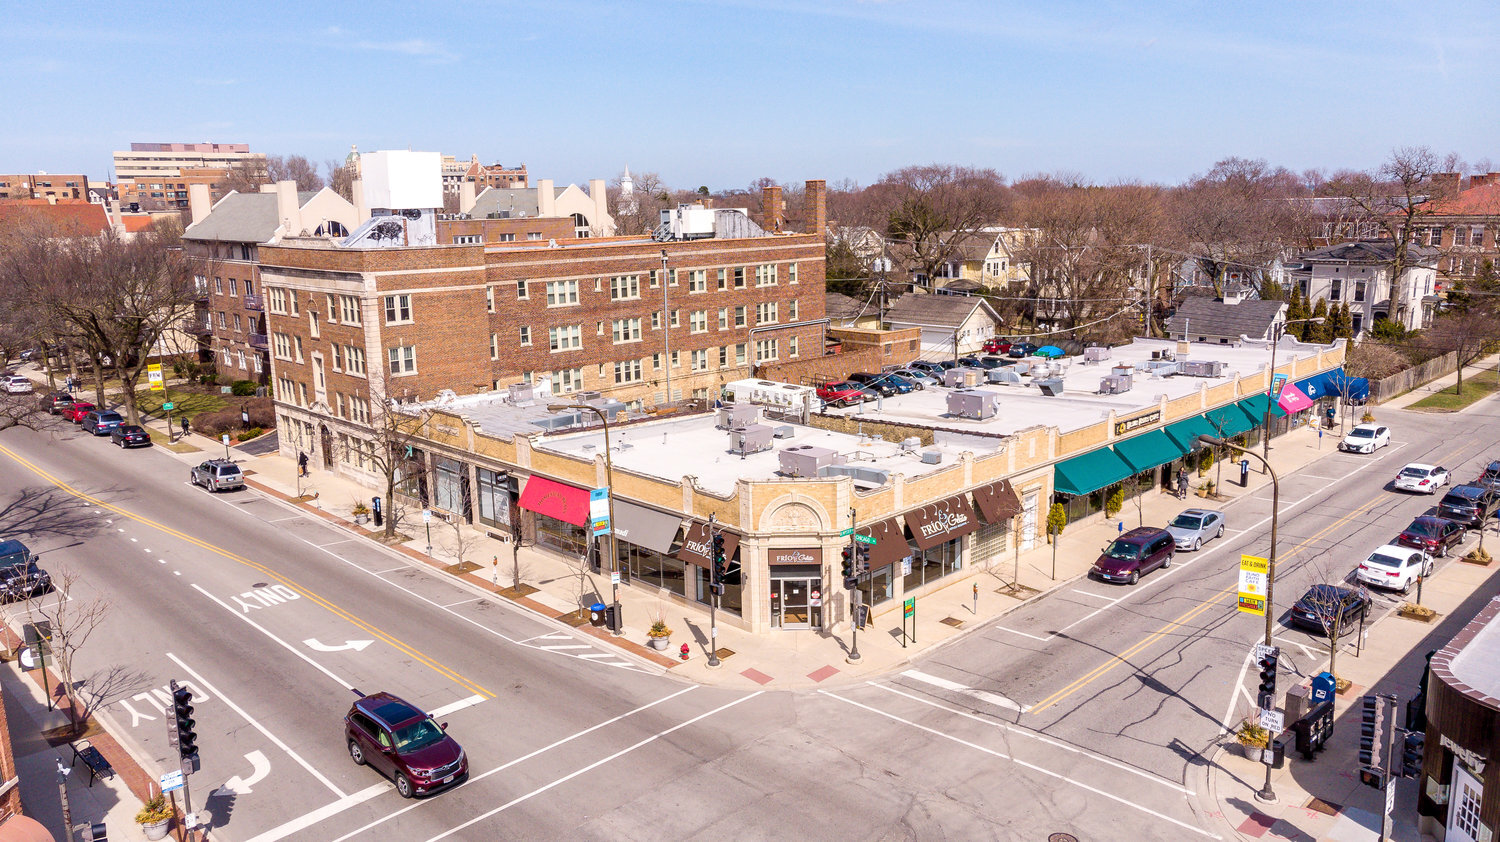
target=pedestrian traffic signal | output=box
[1401,731,1425,779]
[1359,695,1385,772]
[1359,766,1386,789]
[1257,648,1279,710]
[172,681,197,761]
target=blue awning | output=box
[1296,368,1347,401]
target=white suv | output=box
[5,376,33,395]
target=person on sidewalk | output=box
[180,416,190,440]
[1176,468,1189,500]
[298,451,309,477]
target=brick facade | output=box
[186,241,268,383]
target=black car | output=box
[0,539,51,603]
[110,424,152,448]
[1477,461,1500,495]
[846,372,901,397]
[1288,584,1371,636]
[1437,484,1496,529]
[958,356,1006,370]
[1007,342,1040,358]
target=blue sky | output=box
[5,1,1496,190]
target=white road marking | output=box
[426,694,485,719]
[302,638,374,653]
[992,625,1051,642]
[192,584,355,691]
[318,539,354,547]
[575,653,618,661]
[130,537,137,542]
[212,749,272,796]
[242,783,390,842]
[539,644,593,651]
[372,566,408,575]
[1069,589,1116,601]
[267,516,301,523]
[535,633,573,640]
[423,692,764,841]
[901,669,1028,713]
[441,597,482,608]
[823,691,1216,838]
[326,686,701,842]
[166,652,346,798]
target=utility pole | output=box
[56,758,72,842]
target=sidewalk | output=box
[134,405,1348,691]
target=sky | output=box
[5,0,1497,192]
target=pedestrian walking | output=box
[298,451,309,477]
[180,416,190,439]
[1175,468,1189,500]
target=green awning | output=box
[1204,404,1256,437]
[1237,394,1287,422]
[1113,430,1186,473]
[1053,447,1136,497]
[1164,416,1217,452]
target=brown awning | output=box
[973,479,1022,524]
[676,521,741,569]
[864,518,910,568]
[767,547,823,566]
[905,494,980,550]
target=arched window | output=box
[571,213,590,238]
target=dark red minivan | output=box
[1091,527,1175,585]
[345,692,467,798]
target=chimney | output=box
[459,180,477,215]
[538,179,555,217]
[259,183,277,193]
[1469,173,1498,190]
[764,185,784,233]
[352,179,369,224]
[589,178,607,234]
[275,180,301,236]
[1431,172,1461,193]
[188,183,212,224]
[803,179,827,236]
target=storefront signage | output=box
[809,589,822,607]
[1238,555,1269,615]
[1440,735,1487,774]
[1270,373,1287,400]
[905,495,979,550]
[1114,409,1161,437]
[972,480,1023,524]
[676,521,741,569]
[147,363,164,392]
[903,597,915,618]
[767,547,822,566]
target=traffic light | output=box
[855,544,871,575]
[840,546,857,590]
[1359,766,1387,789]
[172,681,198,761]
[710,532,727,596]
[1256,648,1279,710]
[1401,731,1425,779]
[1359,694,1385,774]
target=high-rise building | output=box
[113,142,265,212]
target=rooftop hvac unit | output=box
[988,368,1024,386]
[819,464,891,487]
[730,424,775,455]
[942,368,982,388]
[1036,378,1065,396]
[508,382,537,406]
[921,451,943,465]
[1110,363,1135,379]
[946,389,999,420]
[778,445,843,477]
[575,390,603,402]
[1140,359,1179,376]
[1099,374,1132,395]
[718,403,758,428]
[1180,360,1226,377]
[1084,346,1112,362]
[901,436,923,450]
[773,425,795,439]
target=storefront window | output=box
[536,513,587,557]
[395,448,428,505]
[619,543,688,597]
[859,564,894,605]
[693,563,742,616]
[433,457,467,516]
[476,468,511,529]
[902,538,961,592]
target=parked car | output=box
[346,691,468,798]
[1396,516,1465,556]
[982,338,1012,355]
[190,459,245,492]
[890,368,937,388]
[109,424,152,448]
[1356,544,1433,594]
[816,381,868,407]
[1007,342,1040,358]
[847,372,909,396]
[5,376,33,395]
[1165,508,1225,551]
[906,360,946,377]
[1437,484,1496,529]
[1475,460,1500,495]
[0,539,51,603]
[1288,584,1371,636]
[80,410,124,435]
[1339,423,1390,453]
[61,402,96,423]
[1090,527,1175,585]
[1393,463,1450,494]
[958,356,1006,370]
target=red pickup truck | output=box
[817,381,867,407]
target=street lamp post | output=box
[1260,317,1324,463]
[550,403,622,635]
[1201,433,1279,803]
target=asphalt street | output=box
[2,401,1497,840]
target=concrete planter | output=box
[140,818,172,840]
[647,636,671,651]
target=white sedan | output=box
[4,376,33,395]
[1340,423,1391,454]
[1394,463,1450,494]
[1356,544,1432,594]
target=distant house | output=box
[829,226,893,274]
[825,292,881,329]
[1285,241,1437,336]
[1165,293,1287,345]
[884,294,1003,355]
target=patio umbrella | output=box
[1036,345,1065,358]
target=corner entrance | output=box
[770,565,823,630]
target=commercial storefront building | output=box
[1418,595,1500,842]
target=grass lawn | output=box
[1411,367,1500,411]
[133,387,229,421]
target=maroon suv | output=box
[345,692,467,798]
[1091,527,1175,585]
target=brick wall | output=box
[438,216,572,245]
[756,346,885,387]
[804,412,936,446]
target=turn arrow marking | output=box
[302,638,375,653]
[213,750,271,796]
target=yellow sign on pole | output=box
[1238,554,1269,615]
[146,363,165,392]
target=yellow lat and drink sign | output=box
[146,363,165,392]
[1238,554,1268,615]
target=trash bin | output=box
[588,602,607,627]
[606,603,622,633]
[1266,733,1288,769]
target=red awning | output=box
[518,476,590,527]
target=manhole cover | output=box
[1048,834,1079,842]
[940,616,965,627]
[251,582,269,589]
[713,647,736,660]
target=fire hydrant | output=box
[679,643,691,661]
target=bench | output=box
[70,739,114,787]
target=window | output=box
[733,267,745,288]
[691,349,708,371]
[308,310,319,338]
[670,310,680,328]
[614,359,643,384]
[388,344,417,375]
[485,286,495,312]
[340,295,361,324]
[612,318,642,343]
[671,350,680,368]
[688,269,707,293]
[1427,227,1443,247]
[331,344,342,371]
[228,278,237,297]
[689,311,708,333]
[668,268,678,287]
[267,287,286,314]
[610,275,640,301]
[718,308,729,330]
[788,263,799,285]
[788,336,800,357]
[550,368,584,394]
[237,350,246,369]
[652,352,662,370]
[755,338,778,362]
[218,311,226,329]
[527,231,543,240]
[516,279,528,299]
[719,345,729,368]
[1472,226,1486,247]
[345,346,366,375]
[499,233,516,243]
[756,302,778,324]
[788,299,799,320]
[490,333,499,360]
[349,395,369,423]
[1329,279,1342,301]
[519,326,532,346]
[548,325,583,352]
[326,294,337,322]
[1354,281,1366,302]
[293,336,304,363]
[734,306,747,327]
[545,280,578,307]
[651,312,661,330]
[245,279,254,296]
[384,294,412,323]
[755,264,778,286]
[214,277,223,294]
[597,321,605,335]
[717,268,727,290]
[234,313,242,332]
[288,291,298,316]
[273,333,292,360]
[1454,227,1468,247]
[453,234,481,244]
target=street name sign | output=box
[159,769,185,793]
[854,534,876,545]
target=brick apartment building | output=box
[0,173,90,201]
[1414,172,1500,283]
[257,171,829,478]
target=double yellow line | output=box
[1027,491,1388,714]
[0,443,491,699]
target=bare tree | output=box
[866,164,1010,286]
[24,568,111,733]
[325,159,355,202]
[1168,157,1306,295]
[1325,146,1463,289]
[1296,555,1370,686]
[266,154,325,191]
[219,157,270,195]
[1422,308,1500,395]
[608,169,673,236]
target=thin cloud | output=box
[354,38,460,63]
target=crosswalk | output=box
[519,632,647,671]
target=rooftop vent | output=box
[819,464,891,487]
[921,451,942,465]
[1036,378,1065,396]
[778,445,843,478]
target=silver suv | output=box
[190,459,245,492]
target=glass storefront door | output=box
[772,578,823,630]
